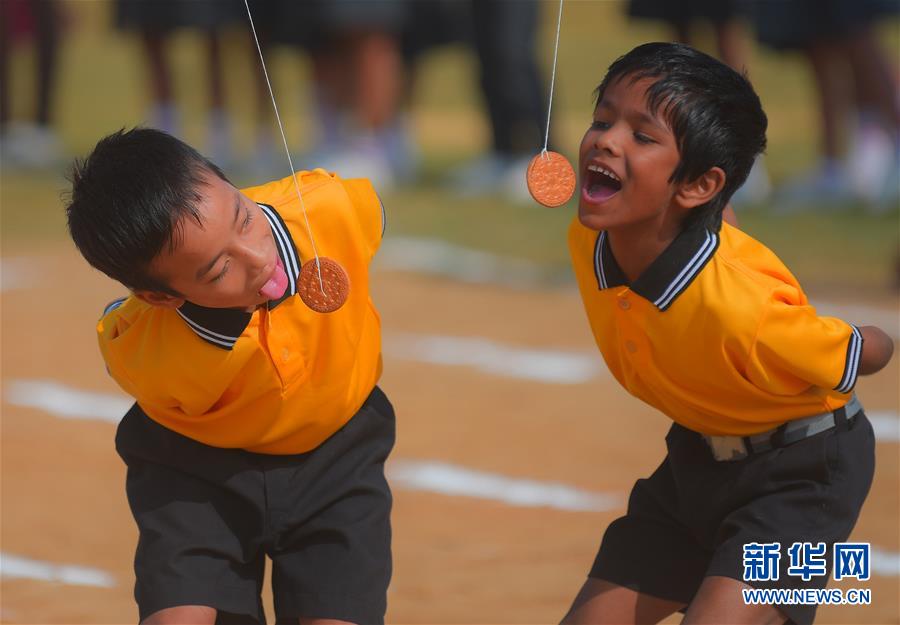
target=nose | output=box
[594,124,622,157]
[235,240,269,273]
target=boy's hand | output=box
[858,325,895,375]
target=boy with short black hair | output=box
[563,42,893,625]
[67,127,393,625]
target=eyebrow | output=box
[195,193,242,280]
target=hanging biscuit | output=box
[297,257,350,313]
[526,151,576,207]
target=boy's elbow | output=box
[858,325,895,375]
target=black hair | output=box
[65,128,229,293]
[594,42,768,229]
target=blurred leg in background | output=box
[844,24,900,210]
[0,0,64,169]
[271,0,412,190]
[446,0,548,204]
[628,0,770,206]
[753,0,899,211]
[117,0,245,168]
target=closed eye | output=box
[634,132,654,144]
[242,206,253,230]
[210,260,230,283]
[592,120,611,131]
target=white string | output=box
[542,0,564,159]
[243,0,324,292]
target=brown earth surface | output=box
[1,248,898,624]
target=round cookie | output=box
[297,257,350,313]
[526,151,576,207]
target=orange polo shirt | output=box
[569,218,862,436]
[97,169,385,454]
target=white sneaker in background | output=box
[774,159,857,212]
[445,152,548,205]
[870,150,899,214]
[146,103,180,136]
[848,120,896,207]
[1,122,64,168]
[444,152,516,198]
[501,154,539,205]
[732,156,771,207]
[313,136,396,192]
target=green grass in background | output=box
[2,0,898,296]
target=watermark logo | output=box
[787,542,828,582]
[741,542,872,606]
[834,543,870,581]
[743,542,781,582]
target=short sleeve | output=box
[747,284,863,395]
[100,296,128,319]
[342,178,385,260]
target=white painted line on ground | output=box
[868,412,900,443]
[388,459,622,512]
[872,547,900,577]
[6,378,900,445]
[377,236,900,340]
[4,379,131,422]
[384,332,606,384]
[2,380,898,575]
[0,552,116,587]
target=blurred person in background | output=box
[0,0,64,168]
[627,0,771,205]
[444,0,550,204]
[271,0,546,200]
[267,0,413,191]
[116,0,274,170]
[751,0,900,212]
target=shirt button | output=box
[625,340,637,354]
[618,298,631,310]
[281,348,291,363]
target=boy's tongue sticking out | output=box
[259,256,289,300]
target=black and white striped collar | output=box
[176,202,302,350]
[593,221,720,311]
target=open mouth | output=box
[583,163,622,202]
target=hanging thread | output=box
[243,0,325,293]
[542,0,564,159]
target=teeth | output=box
[587,164,620,182]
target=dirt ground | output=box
[1,247,898,624]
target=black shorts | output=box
[590,410,875,625]
[115,387,396,625]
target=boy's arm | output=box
[857,325,895,375]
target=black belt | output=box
[703,396,862,462]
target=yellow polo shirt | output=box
[569,218,862,436]
[97,169,385,454]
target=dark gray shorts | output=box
[116,387,395,624]
[590,409,875,625]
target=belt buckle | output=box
[705,434,749,461]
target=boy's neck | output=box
[606,217,684,284]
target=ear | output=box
[134,290,185,309]
[674,166,726,209]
